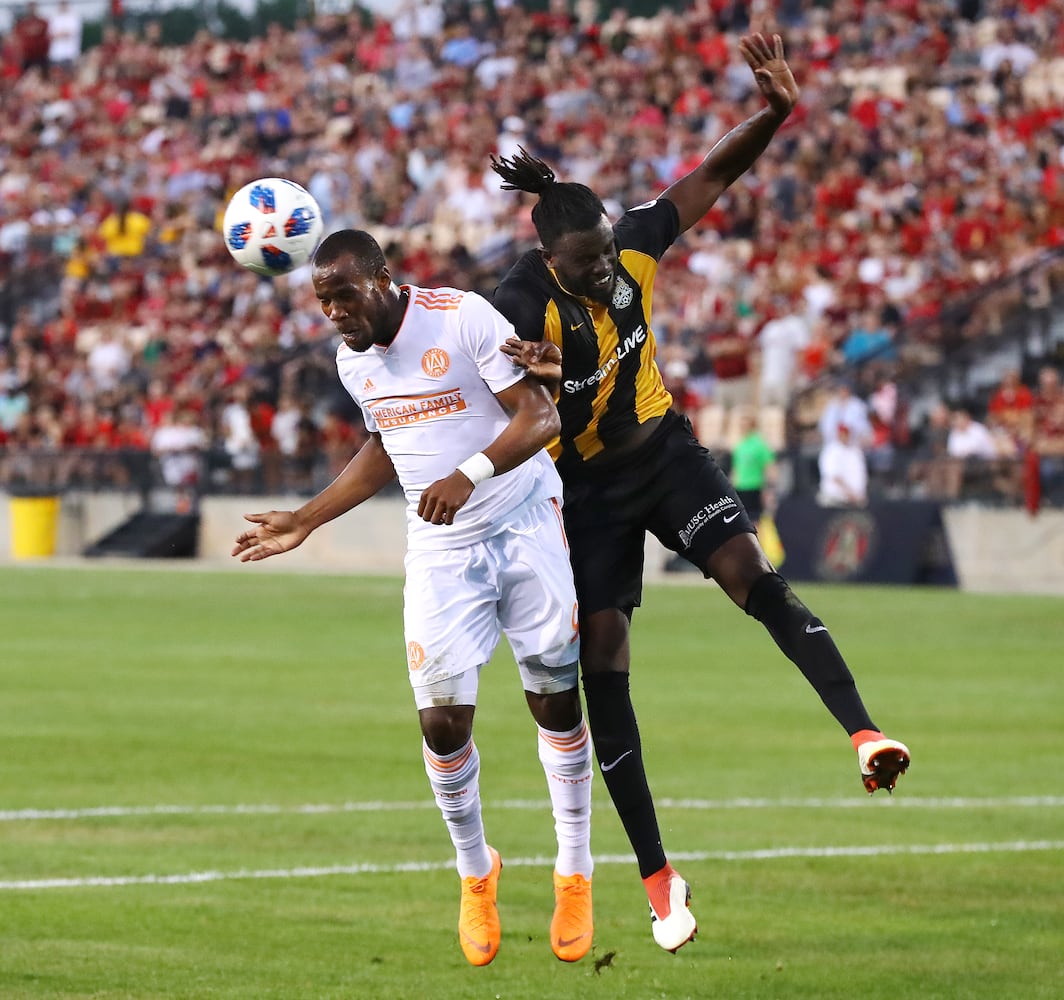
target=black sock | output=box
[582,672,667,879]
[745,572,877,735]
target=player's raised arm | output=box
[232,433,396,561]
[661,32,799,235]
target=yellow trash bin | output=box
[9,496,61,559]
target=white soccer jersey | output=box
[336,284,563,550]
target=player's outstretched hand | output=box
[857,737,911,794]
[501,337,562,384]
[232,510,310,562]
[738,32,799,119]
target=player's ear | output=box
[538,246,554,268]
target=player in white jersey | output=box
[231,229,593,967]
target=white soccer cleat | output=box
[649,874,697,953]
[857,737,911,794]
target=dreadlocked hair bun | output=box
[490,145,607,247]
[490,147,556,194]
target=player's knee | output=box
[579,608,631,673]
[418,705,474,756]
[744,571,815,626]
[526,684,582,732]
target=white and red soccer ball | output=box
[222,178,324,277]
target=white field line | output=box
[1,841,1062,891]
[2,795,1063,823]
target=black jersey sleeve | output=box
[613,197,681,261]
[491,254,551,342]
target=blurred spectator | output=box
[940,407,998,500]
[839,308,897,369]
[817,423,868,507]
[270,391,318,491]
[220,383,261,492]
[729,407,776,522]
[151,409,207,489]
[0,380,31,434]
[980,21,1038,78]
[817,380,872,448]
[13,2,50,75]
[97,196,153,260]
[47,0,82,69]
[1032,367,1064,503]
[755,295,808,408]
[1033,396,1064,501]
[1032,365,1063,426]
[986,368,1035,444]
[909,402,956,500]
[85,325,131,394]
[705,309,755,411]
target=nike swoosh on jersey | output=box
[723,511,740,523]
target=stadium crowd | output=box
[1,0,1063,504]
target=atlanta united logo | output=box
[421,348,450,378]
[407,641,426,670]
[815,511,878,581]
[612,276,634,310]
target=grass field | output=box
[0,564,1061,1000]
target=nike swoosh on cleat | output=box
[601,750,633,772]
[805,624,827,634]
[723,511,740,523]
[557,932,591,949]
[460,932,491,954]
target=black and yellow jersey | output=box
[493,198,680,471]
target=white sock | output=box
[538,720,593,878]
[423,738,492,878]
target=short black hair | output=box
[312,229,386,276]
[490,147,606,249]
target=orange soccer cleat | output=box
[550,871,594,962]
[458,847,502,966]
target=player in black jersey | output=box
[491,33,910,953]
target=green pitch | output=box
[0,565,1061,999]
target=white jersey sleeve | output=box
[452,290,528,396]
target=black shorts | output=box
[561,409,754,614]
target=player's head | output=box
[312,229,405,352]
[491,148,618,306]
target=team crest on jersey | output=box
[421,348,450,377]
[612,276,634,310]
[407,641,426,670]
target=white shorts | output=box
[403,497,580,710]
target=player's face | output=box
[313,256,395,352]
[543,216,619,306]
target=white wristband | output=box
[457,452,495,486]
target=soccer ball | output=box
[222,178,324,277]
